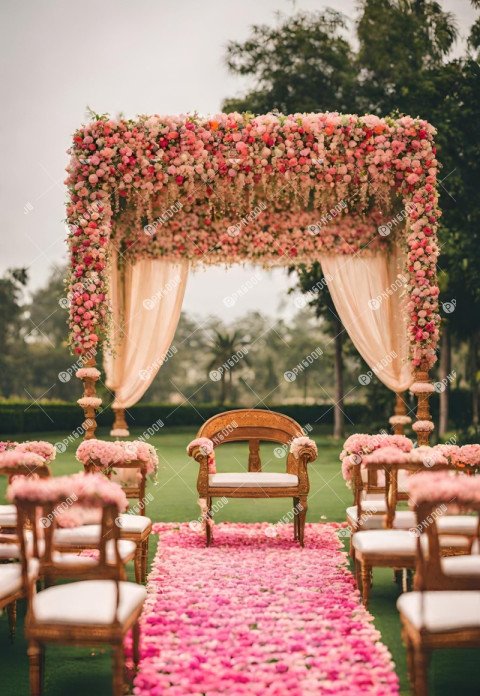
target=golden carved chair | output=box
[0,531,25,641]
[187,409,317,546]
[12,474,146,696]
[0,462,51,535]
[397,476,480,696]
[352,456,474,607]
[83,458,152,583]
[0,461,51,639]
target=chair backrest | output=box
[85,459,148,515]
[353,457,452,530]
[11,474,127,623]
[197,409,305,472]
[0,462,51,482]
[414,497,480,591]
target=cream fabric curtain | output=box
[104,251,189,408]
[320,244,412,392]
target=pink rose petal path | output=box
[133,522,399,696]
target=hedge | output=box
[0,390,473,435]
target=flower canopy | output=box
[66,111,440,368]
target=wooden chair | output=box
[347,459,416,535]
[0,460,51,638]
[83,457,152,583]
[0,532,26,641]
[187,409,317,546]
[0,461,51,536]
[11,473,146,696]
[397,474,480,696]
[352,455,474,607]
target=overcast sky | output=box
[0,0,476,322]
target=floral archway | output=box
[65,112,440,442]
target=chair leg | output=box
[413,647,430,696]
[293,497,299,540]
[403,632,415,691]
[112,644,125,696]
[134,544,142,584]
[205,497,213,547]
[141,536,149,583]
[355,559,362,592]
[298,496,308,547]
[361,562,371,608]
[7,600,17,642]
[28,641,43,696]
[132,621,141,668]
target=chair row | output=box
[0,438,158,696]
[341,435,480,695]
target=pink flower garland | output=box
[16,441,56,463]
[408,471,480,505]
[77,396,102,409]
[7,472,128,511]
[76,439,158,475]
[187,437,216,473]
[290,436,318,459]
[130,522,399,695]
[340,433,414,482]
[362,447,411,466]
[0,451,46,469]
[66,112,440,368]
[0,441,18,453]
[0,440,56,463]
[75,367,101,380]
[450,444,480,469]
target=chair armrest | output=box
[186,438,216,473]
[290,437,317,463]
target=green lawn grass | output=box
[0,426,479,695]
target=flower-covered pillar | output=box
[389,392,412,435]
[410,373,435,445]
[402,122,440,445]
[75,360,101,440]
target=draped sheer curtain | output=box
[104,250,189,409]
[319,244,412,393]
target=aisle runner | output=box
[133,523,399,696]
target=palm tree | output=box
[207,328,250,405]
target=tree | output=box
[356,0,457,114]
[223,10,358,114]
[206,328,250,405]
[0,268,28,397]
[28,265,69,346]
[289,265,347,438]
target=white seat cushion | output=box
[0,504,17,527]
[0,543,21,560]
[393,511,417,530]
[397,591,480,632]
[208,472,298,488]
[54,525,102,546]
[347,508,416,531]
[33,580,146,625]
[437,515,479,536]
[53,539,136,565]
[0,563,23,599]
[0,560,39,599]
[116,514,151,533]
[352,530,416,555]
[441,555,480,577]
[361,470,409,492]
[346,506,385,530]
[361,494,387,511]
